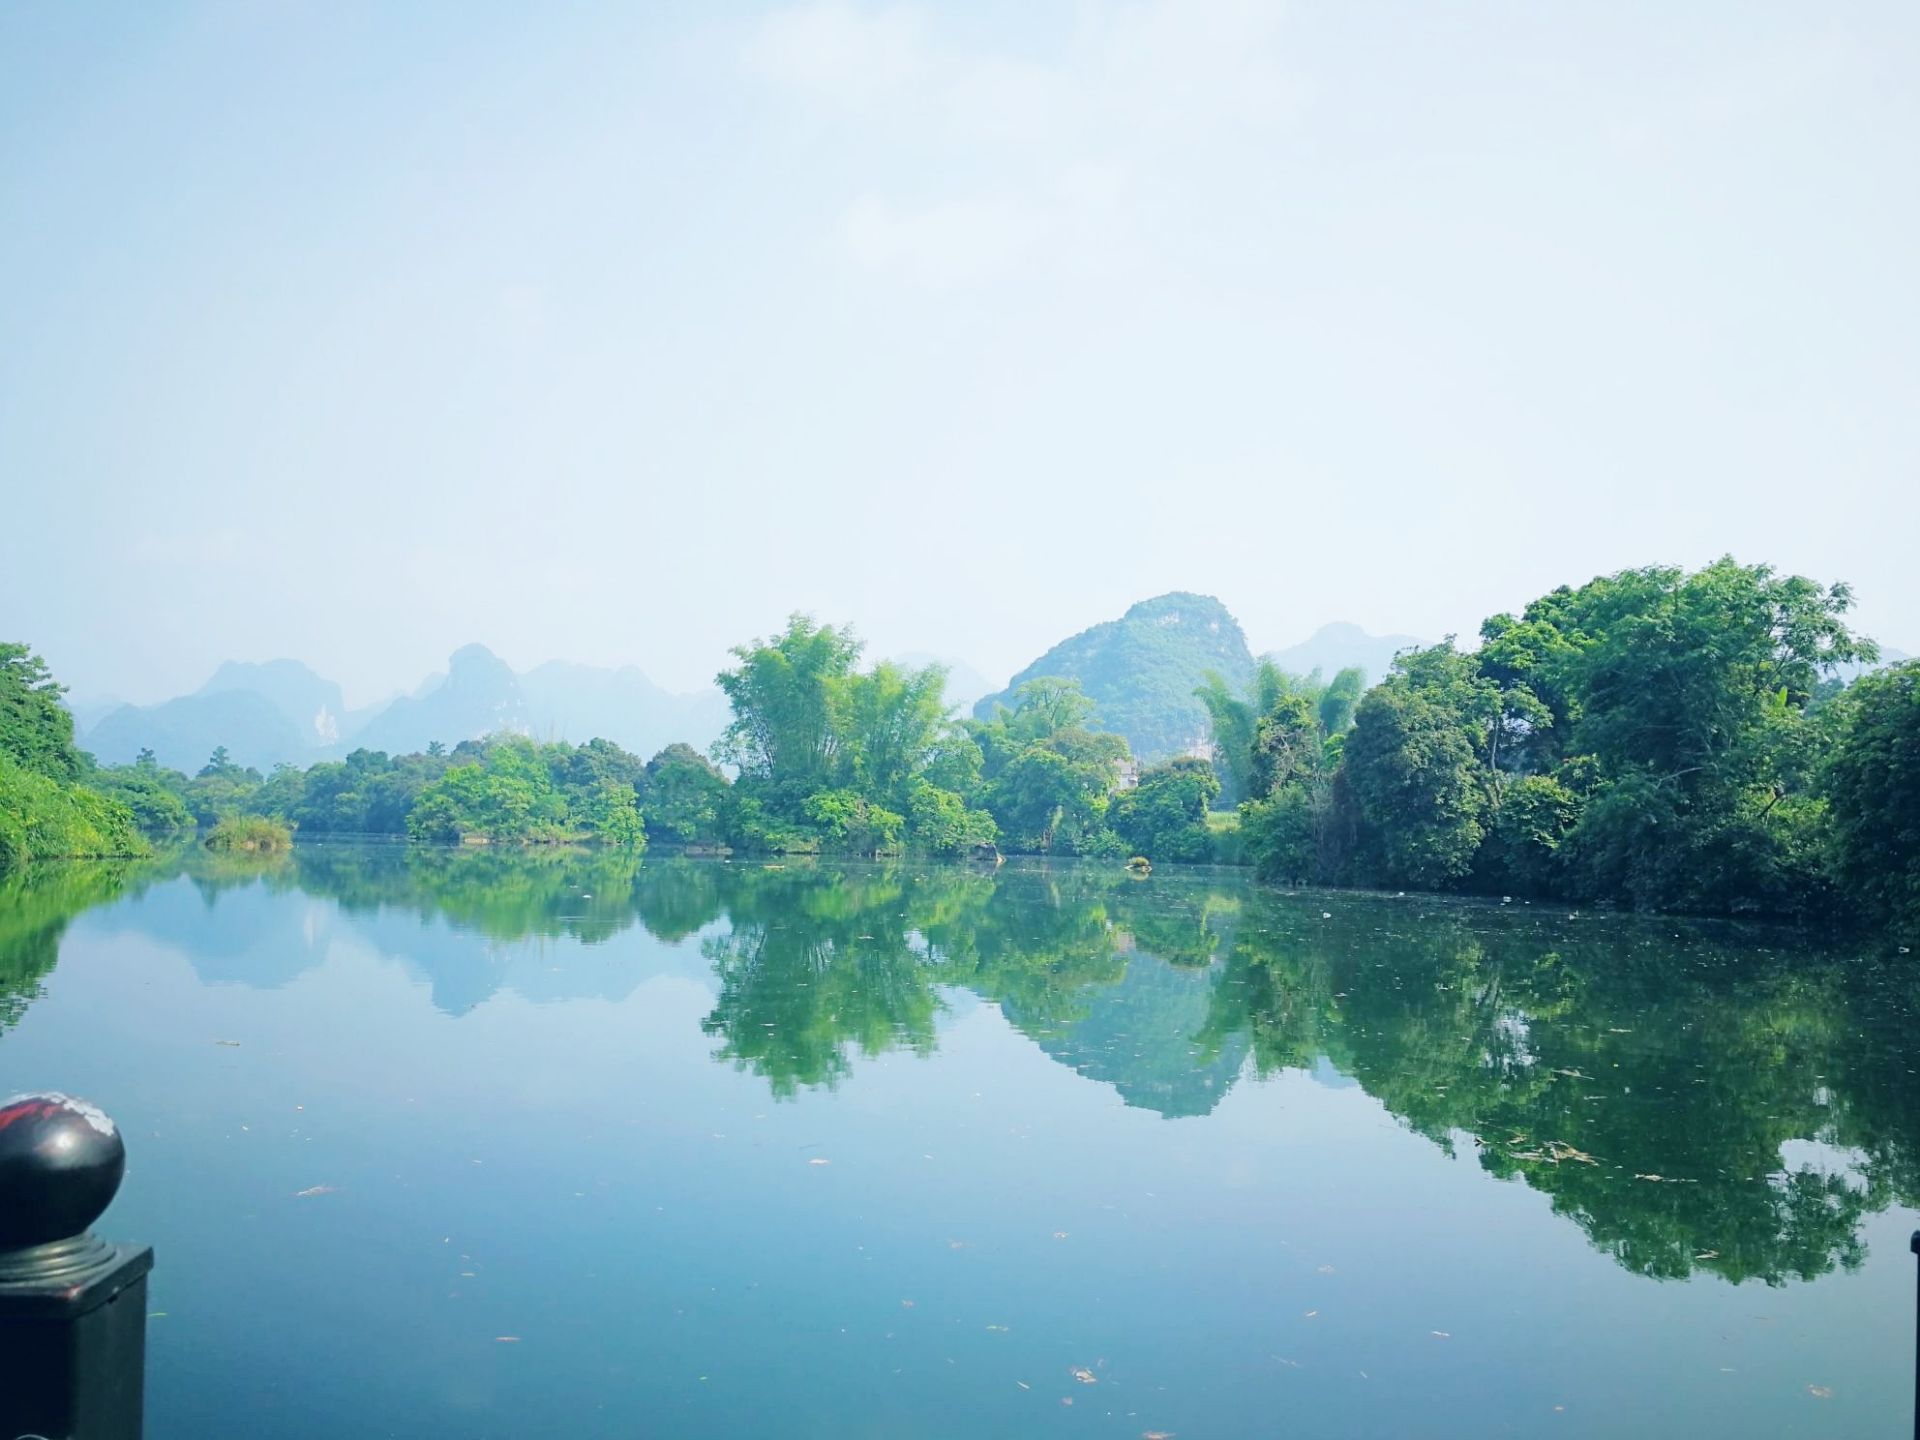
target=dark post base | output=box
[0,1237,154,1440]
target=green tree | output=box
[970,686,1131,855]
[1552,559,1869,913]
[1110,756,1220,862]
[640,743,731,846]
[1823,660,1920,933]
[713,616,992,854]
[0,642,83,780]
[715,615,863,798]
[1340,644,1494,888]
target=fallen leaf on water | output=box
[1016,1381,1030,1390]
[1143,1432,1176,1439]
[214,1040,241,1047]
[293,1185,339,1198]
[1807,1386,1833,1400]
[1431,1331,1451,1339]
[1052,1231,1069,1239]
[900,1299,915,1308]
[1071,1367,1098,1385]
[1316,1264,1336,1275]
[1060,1397,1074,1407]
[495,1336,521,1344]
[808,1158,831,1167]
[985,1324,1009,1332]
[948,1240,967,1250]
[1303,1310,1318,1319]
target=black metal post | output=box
[1912,1230,1919,1440]
[0,1093,153,1440]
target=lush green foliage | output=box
[713,616,996,855]
[0,643,145,865]
[90,733,655,850]
[204,815,294,852]
[1,642,85,780]
[406,737,645,846]
[1201,558,1906,923]
[968,679,1131,855]
[638,743,730,846]
[0,755,148,866]
[1202,663,1361,882]
[1110,756,1220,863]
[975,592,1255,762]
[1823,661,1920,933]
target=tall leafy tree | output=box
[1110,756,1219,862]
[0,642,82,780]
[714,615,862,796]
[1823,660,1920,934]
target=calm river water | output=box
[2,844,1916,1437]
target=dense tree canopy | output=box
[1197,558,1906,924]
[1823,660,1920,933]
[714,615,997,855]
[969,679,1131,855]
[0,642,84,781]
[0,642,144,864]
[1110,756,1219,863]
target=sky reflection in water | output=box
[1,844,1916,1438]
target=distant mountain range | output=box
[78,644,730,773]
[80,608,1899,778]
[892,653,996,713]
[1263,621,1423,687]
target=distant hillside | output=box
[200,659,359,746]
[62,692,124,733]
[975,593,1255,762]
[1826,643,1912,685]
[350,644,534,755]
[82,658,359,772]
[84,689,314,773]
[1263,622,1423,687]
[83,645,731,772]
[519,660,731,758]
[892,653,996,713]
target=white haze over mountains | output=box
[75,609,1427,775]
[80,644,733,776]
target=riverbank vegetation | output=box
[1213,558,1911,925]
[0,644,146,865]
[5,554,1914,928]
[204,816,293,853]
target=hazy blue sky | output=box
[4,1,1915,706]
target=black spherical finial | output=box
[0,1093,127,1251]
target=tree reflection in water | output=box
[3,844,1915,1286]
